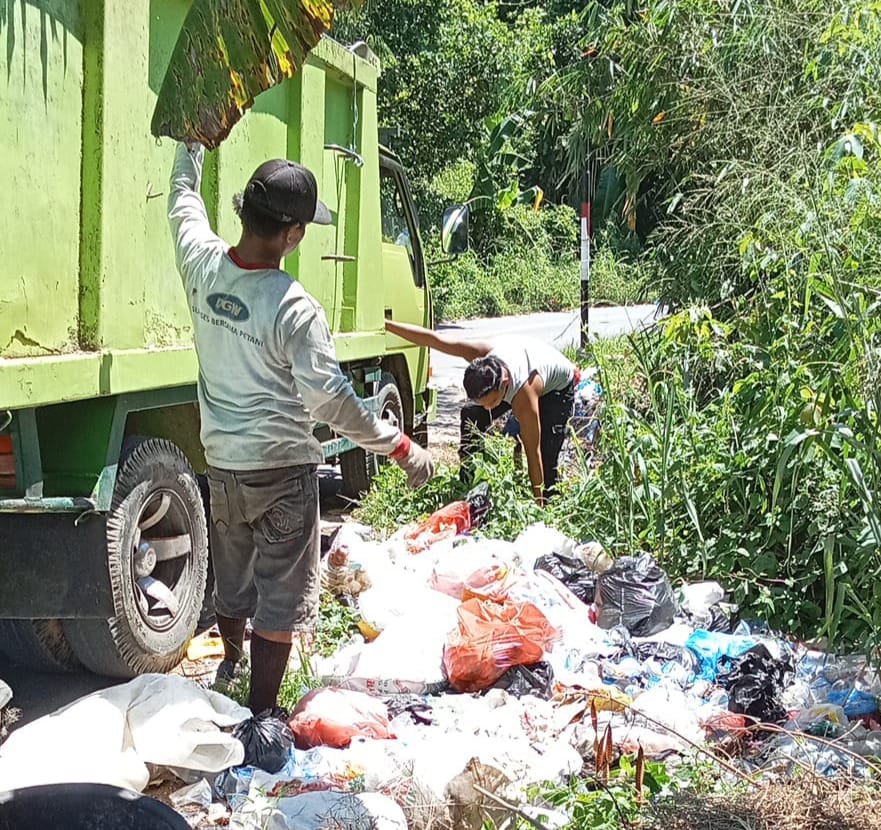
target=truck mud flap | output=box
[0,512,113,618]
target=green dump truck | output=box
[0,2,462,677]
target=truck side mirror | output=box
[441,205,470,256]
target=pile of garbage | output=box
[559,373,604,466]
[2,502,881,829]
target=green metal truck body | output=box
[0,1,434,676]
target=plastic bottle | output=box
[706,688,730,709]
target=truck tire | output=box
[64,439,208,678]
[413,420,429,449]
[0,619,82,672]
[340,373,403,499]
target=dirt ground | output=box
[428,437,460,467]
[647,778,881,830]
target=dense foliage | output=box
[546,0,881,308]
[334,0,651,318]
[353,1,881,652]
[551,0,881,650]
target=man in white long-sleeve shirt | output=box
[168,143,433,714]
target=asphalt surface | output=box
[0,304,658,733]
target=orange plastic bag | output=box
[443,598,559,693]
[404,501,471,552]
[288,688,392,749]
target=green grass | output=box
[313,590,360,658]
[355,438,544,541]
[353,464,467,534]
[521,754,728,830]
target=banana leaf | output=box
[592,164,624,229]
[151,0,356,149]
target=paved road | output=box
[431,304,658,441]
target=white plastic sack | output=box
[231,790,406,830]
[358,581,458,636]
[0,674,249,791]
[318,593,457,694]
[629,684,705,747]
[676,581,726,616]
[0,680,10,712]
[512,524,579,571]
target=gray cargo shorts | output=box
[206,464,320,633]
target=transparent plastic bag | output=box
[289,689,391,749]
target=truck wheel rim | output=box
[130,488,194,633]
[380,396,401,429]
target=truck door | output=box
[379,159,428,327]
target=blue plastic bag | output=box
[684,629,758,681]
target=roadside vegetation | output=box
[347,1,881,822]
[353,0,881,656]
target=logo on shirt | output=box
[207,293,250,322]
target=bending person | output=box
[386,320,577,503]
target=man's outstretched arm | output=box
[385,319,492,363]
[167,142,222,283]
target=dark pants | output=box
[458,386,575,496]
[206,464,320,633]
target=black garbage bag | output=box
[534,553,597,605]
[466,482,492,529]
[232,712,293,773]
[717,644,794,725]
[492,662,554,699]
[596,554,676,637]
[683,603,738,634]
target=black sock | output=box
[248,634,292,715]
[216,614,247,663]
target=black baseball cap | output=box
[242,159,332,225]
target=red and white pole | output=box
[580,199,591,348]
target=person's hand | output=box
[390,435,434,489]
[183,139,202,153]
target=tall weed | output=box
[552,123,881,651]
